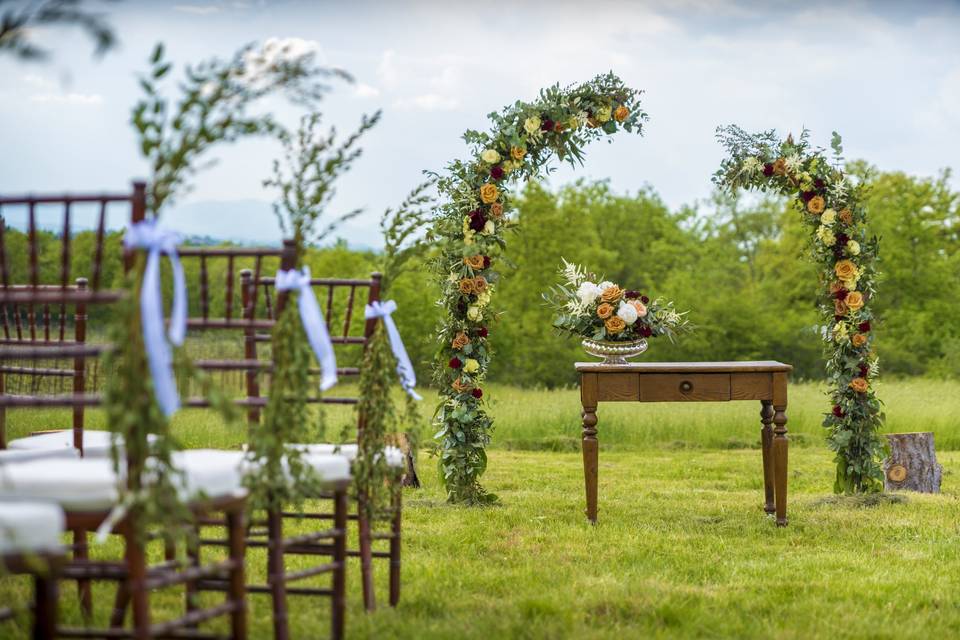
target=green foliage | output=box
[0,0,116,61]
[429,73,647,505]
[713,126,884,493]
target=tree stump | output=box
[883,432,942,493]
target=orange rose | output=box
[600,285,623,304]
[807,195,826,215]
[839,208,853,226]
[631,301,648,317]
[489,202,504,219]
[834,259,858,283]
[772,158,787,176]
[479,183,499,204]
[464,255,485,270]
[510,146,526,160]
[834,298,849,316]
[452,331,471,350]
[473,276,488,294]
[596,303,614,319]
[852,333,868,348]
[614,105,629,122]
[604,316,626,334]
[451,377,472,393]
[458,278,477,295]
[845,291,864,312]
[850,377,869,393]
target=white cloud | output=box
[30,93,103,106]
[376,50,399,89]
[393,93,459,111]
[173,4,222,15]
[354,82,381,98]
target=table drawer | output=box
[638,373,731,402]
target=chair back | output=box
[0,183,145,451]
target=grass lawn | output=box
[3,380,960,638]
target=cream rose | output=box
[846,240,861,256]
[463,358,480,374]
[817,225,836,246]
[821,209,837,226]
[482,220,495,236]
[523,116,541,134]
[631,301,648,317]
[596,106,612,123]
[616,301,638,325]
[577,281,602,305]
[467,305,482,321]
[480,149,500,164]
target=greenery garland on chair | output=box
[714,127,884,493]
[429,73,647,504]
[112,39,345,541]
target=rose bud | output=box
[858,321,871,332]
[801,191,815,202]
[482,256,491,268]
[490,166,504,181]
[836,233,850,246]
[640,295,650,304]
[763,163,774,177]
[472,388,483,399]
[832,405,844,418]
[449,357,462,369]
[625,290,640,299]
[541,118,554,131]
[477,327,489,338]
[814,178,826,190]
[834,289,848,301]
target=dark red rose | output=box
[858,321,871,332]
[640,326,653,338]
[457,301,467,314]
[832,405,844,418]
[800,191,815,203]
[624,290,639,299]
[834,315,845,321]
[814,178,826,190]
[836,233,850,246]
[482,256,491,268]
[472,388,483,399]
[833,246,845,260]
[469,210,486,232]
[449,357,462,369]
[640,295,650,304]
[763,163,774,177]
[834,288,848,301]
[859,364,869,377]
[541,118,554,131]
[490,166,504,181]
[477,327,488,338]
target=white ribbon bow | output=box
[275,267,338,391]
[123,220,187,418]
[365,300,422,400]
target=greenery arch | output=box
[430,73,647,504]
[714,127,884,493]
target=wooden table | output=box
[577,361,792,526]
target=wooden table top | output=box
[575,360,792,374]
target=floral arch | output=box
[430,74,647,504]
[714,127,883,494]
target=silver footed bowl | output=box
[581,338,648,365]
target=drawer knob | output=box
[679,380,693,393]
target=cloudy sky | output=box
[1,0,958,246]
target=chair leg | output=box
[126,531,150,640]
[267,509,290,640]
[185,526,201,628]
[33,572,58,640]
[357,498,376,612]
[226,507,248,640]
[109,582,129,628]
[73,527,93,620]
[389,487,402,607]
[330,488,347,640]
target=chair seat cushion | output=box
[0,500,65,554]
[177,449,352,485]
[0,448,80,464]
[289,443,406,468]
[7,430,156,458]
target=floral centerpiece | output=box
[544,260,690,363]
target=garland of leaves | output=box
[115,39,343,539]
[714,127,884,493]
[430,73,647,504]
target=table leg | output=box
[760,400,775,514]
[773,404,788,527]
[581,403,598,524]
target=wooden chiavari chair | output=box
[150,241,351,640]
[0,187,249,639]
[243,248,404,612]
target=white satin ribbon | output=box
[365,300,422,400]
[275,267,338,391]
[123,220,187,418]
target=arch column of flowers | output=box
[714,127,884,493]
[430,73,647,504]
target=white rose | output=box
[481,149,500,164]
[821,208,837,226]
[816,225,836,246]
[616,301,639,325]
[467,305,482,322]
[576,282,602,305]
[523,116,541,134]
[741,157,761,175]
[482,220,495,236]
[598,281,615,291]
[846,240,861,256]
[477,290,491,307]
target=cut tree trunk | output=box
[883,432,942,493]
